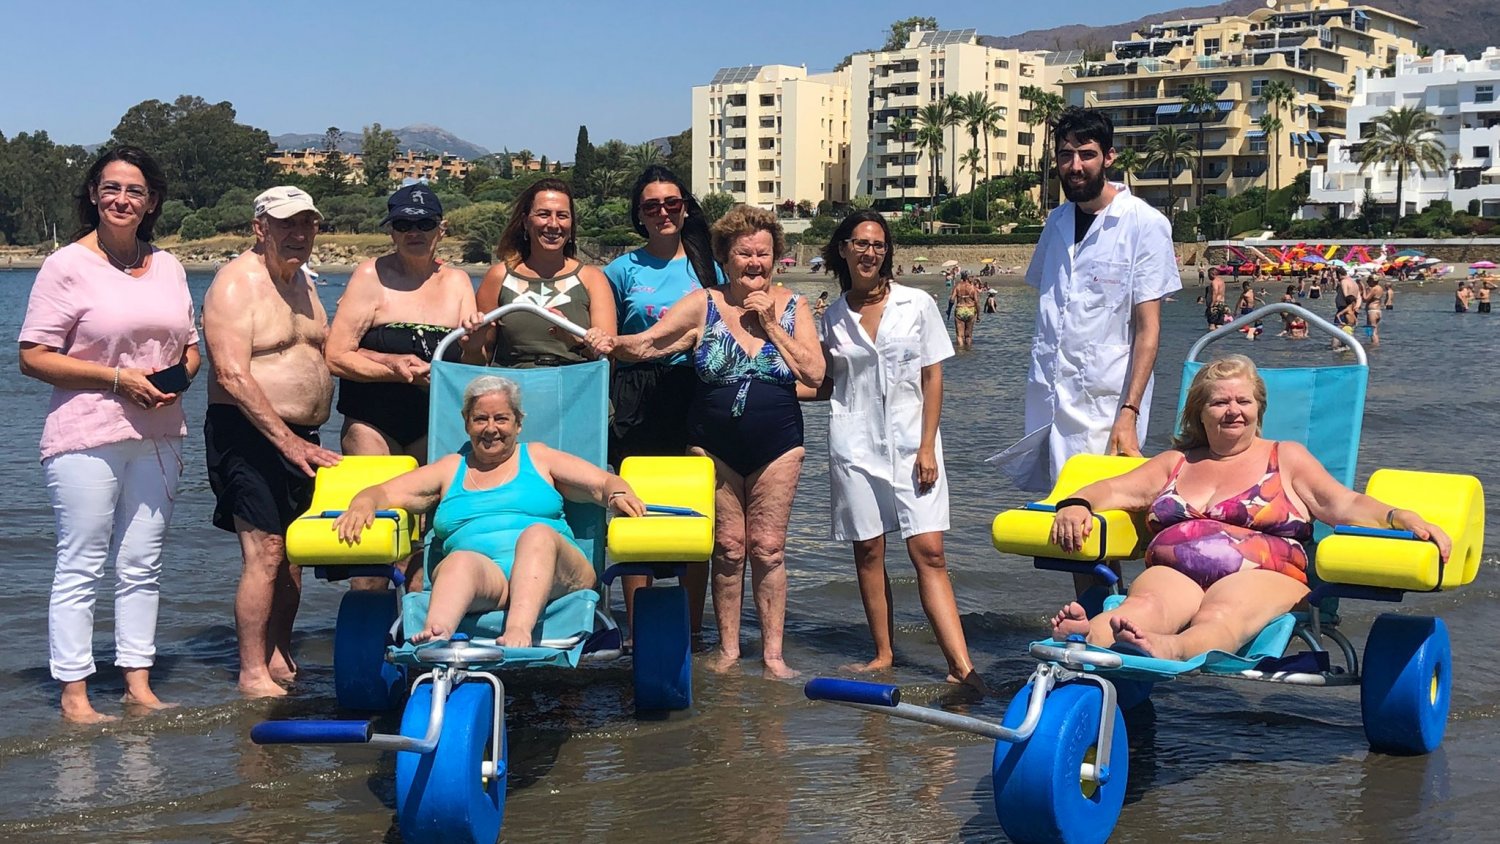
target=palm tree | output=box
[1259,80,1296,191]
[1358,105,1448,218]
[1180,81,1221,209]
[961,147,984,215]
[1021,86,1042,172]
[627,142,663,173]
[891,115,914,211]
[915,102,950,202]
[515,149,534,172]
[1032,91,1067,212]
[959,91,999,193]
[1256,112,1284,224]
[1113,146,1143,191]
[944,93,965,197]
[1144,126,1194,220]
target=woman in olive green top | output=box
[470,179,615,366]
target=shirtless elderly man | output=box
[202,186,341,697]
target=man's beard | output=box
[1061,168,1106,204]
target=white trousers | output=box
[43,437,183,682]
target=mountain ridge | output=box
[272,124,489,160]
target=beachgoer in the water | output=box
[1048,355,1451,660]
[952,271,979,349]
[334,377,636,647]
[19,146,200,722]
[325,185,479,591]
[1363,276,1384,346]
[1456,281,1473,313]
[1478,276,1495,314]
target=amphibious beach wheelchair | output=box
[806,302,1486,844]
[251,304,714,844]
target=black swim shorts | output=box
[205,404,321,534]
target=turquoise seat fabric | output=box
[391,589,600,669]
[1062,594,1299,681]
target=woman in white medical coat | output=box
[807,211,984,691]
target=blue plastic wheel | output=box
[1361,613,1451,755]
[633,585,692,711]
[396,681,505,844]
[993,681,1128,844]
[334,589,404,710]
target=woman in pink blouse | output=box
[18,146,200,723]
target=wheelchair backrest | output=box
[427,358,612,572]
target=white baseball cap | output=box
[254,186,322,220]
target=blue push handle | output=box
[644,504,707,517]
[316,509,402,519]
[804,677,902,707]
[1333,525,1418,540]
[251,720,373,745]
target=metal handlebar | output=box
[1187,302,1367,366]
[432,302,590,362]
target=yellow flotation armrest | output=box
[607,456,715,563]
[992,453,1150,561]
[1315,469,1485,592]
[286,455,419,566]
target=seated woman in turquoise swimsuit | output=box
[334,376,646,647]
[1047,354,1451,661]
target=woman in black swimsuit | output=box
[325,185,481,586]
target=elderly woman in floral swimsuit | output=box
[1048,355,1450,660]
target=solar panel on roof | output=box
[711,65,764,85]
[917,28,977,47]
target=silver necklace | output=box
[99,236,142,270]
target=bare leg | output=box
[234,522,297,697]
[906,531,983,691]
[1075,565,1206,650]
[698,448,748,673]
[621,573,651,647]
[744,448,804,680]
[1113,568,1309,660]
[845,535,894,672]
[408,551,510,644]
[682,562,709,638]
[60,680,117,724]
[498,524,597,648]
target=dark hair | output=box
[821,210,894,293]
[73,145,167,242]
[1051,107,1114,156]
[497,177,575,264]
[628,165,716,289]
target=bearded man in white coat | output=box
[1021,107,1180,491]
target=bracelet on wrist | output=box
[112,366,120,394]
[1120,403,1140,416]
[1056,496,1093,513]
[1386,508,1398,529]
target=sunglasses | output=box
[391,218,439,233]
[639,197,686,216]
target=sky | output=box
[5,0,1203,159]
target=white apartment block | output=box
[692,64,850,209]
[849,28,1063,205]
[1302,48,1500,219]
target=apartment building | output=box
[1061,0,1420,213]
[1303,47,1500,218]
[692,64,851,208]
[849,28,1062,206]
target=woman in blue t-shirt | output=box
[604,165,719,641]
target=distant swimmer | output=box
[1364,276,1384,347]
[1456,281,1473,313]
[1204,267,1228,329]
[202,186,342,699]
[1478,276,1495,314]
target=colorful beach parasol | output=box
[1472,261,1497,269]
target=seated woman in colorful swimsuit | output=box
[333,376,645,647]
[1048,354,1450,661]
[326,185,480,589]
[469,179,615,367]
[584,205,824,679]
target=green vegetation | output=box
[1358,106,1447,219]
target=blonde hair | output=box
[710,204,786,265]
[1173,354,1266,449]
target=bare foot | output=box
[841,657,894,673]
[1110,616,1174,660]
[409,623,452,645]
[497,631,533,648]
[762,657,800,680]
[269,653,298,685]
[947,669,990,696]
[121,690,179,712]
[61,703,118,724]
[707,647,740,674]
[1050,601,1091,640]
[238,675,289,698]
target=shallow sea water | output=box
[0,266,1495,843]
